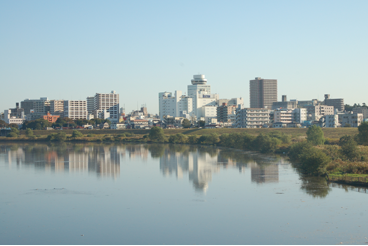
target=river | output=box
[0,143,367,244]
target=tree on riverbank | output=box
[358,122,368,145]
[149,127,165,142]
[307,125,325,145]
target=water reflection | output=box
[0,143,339,197]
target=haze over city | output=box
[1,0,368,114]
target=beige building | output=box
[50,100,64,116]
[324,94,344,111]
[338,112,363,127]
[217,103,236,123]
[250,77,277,109]
[64,100,87,120]
[272,95,297,110]
[91,91,119,123]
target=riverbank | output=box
[2,127,368,187]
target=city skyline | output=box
[1,1,368,114]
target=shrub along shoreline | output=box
[2,124,368,187]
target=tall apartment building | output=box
[159,91,193,120]
[49,100,64,116]
[90,91,119,122]
[324,94,344,111]
[87,97,95,114]
[250,77,277,109]
[236,106,270,128]
[21,97,49,116]
[64,100,87,120]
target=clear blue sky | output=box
[1,0,368,114]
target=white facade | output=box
[274,109,293,123]
[338,112,364,127]
[64,100,87,120]
[293,108,307,123]
[324,115,339,128]
[4,110,24,126]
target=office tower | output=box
[249,77,277,109]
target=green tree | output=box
[149,126,165,142]
[339,135,359,161]
[306,125,325,145]
[181,119,191,128]
[47,132,67,141]
[198,120,205,127]
[72,130,83,138]
[358,121,368,145]
[25,128,34,137]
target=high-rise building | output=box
[249,77,277,109]
[49,100,64,116]
[64,100,87,120]
[92,91,119,123]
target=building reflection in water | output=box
[0,144,122,179]
[159,145,283,192]
[0,143,283,188]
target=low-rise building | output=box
[131,119,149,129]
[42,112,60,123]
[338,112,363,127]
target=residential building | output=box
[90,91,119,122]
[249,77,277,109]
[274,109,293,124]
[87,97,95,114]
[49,100,64,116]
[21,97,49,118]
[217,103,236,123]
[338,112,363,127]
[297,99,320,108]
[324,94,344,111]
[293,108,307,123]
[9,103,24,118]
[307,105,334,121]
[64,100,87,120]
[324,115,339,128]
[353,107,368,119]
[131,119,149,129]
[236,107,270,128]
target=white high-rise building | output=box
[91,91,119,123]
[64,100,87,120]
[159,75,219,121]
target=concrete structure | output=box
[236,106,270,128]
[249,77,277,109]
[93,91,119,123]
[217,103,236,123]
[131,119,149,129]
[324,114,339,128]
[21,97,49,118]
[9,103,24,118]
[307,105,334,121]
[49,100,64,116]
[293,108,308,123]
[3,110,24,126]
[110,123,127,130]
[274,109,293,124]
[42,112,60,123]
[297,99,320,108]
[324,94,344,111]
[272,95,297,110]
[87,97,95,114]
[188,75,219,119]
[64,100,87,120]
[159,91,193,120]
[338,112,363,127]
[353,107,368,119]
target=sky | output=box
[1,0,368,114]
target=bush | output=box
[25,128,34,137]
[47,132,66,142]
[306,125,325,145]
[149,127,165,142]
[169,133,188,144]
[198,133,219,145]
[339,135,360,161]
[358,121,368,145]
[6,132,18,138]
[252,134,281,153]
[87,134,95,137]
[188,135,199,144]
[72,130,83,138]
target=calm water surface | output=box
[0,143,367,245]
